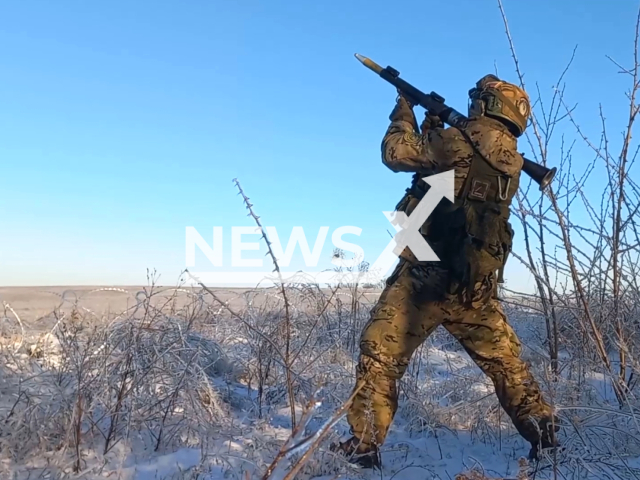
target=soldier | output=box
[333,75,560,469]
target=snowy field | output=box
[1,284,639,480]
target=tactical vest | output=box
[395,125,521,301]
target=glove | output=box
[389,91,417,125]
[420,112,444,133]
[396,88,416,106]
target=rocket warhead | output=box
[354,53,383,74]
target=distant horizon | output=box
[0,284,543,297]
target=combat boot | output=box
[528,416,561,460]
[331,436,381,469]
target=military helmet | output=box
[468,74,531,137]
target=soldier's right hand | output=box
[420,112,444,133]
[390,92,417,124]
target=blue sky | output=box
[1,0,638,290]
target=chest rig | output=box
[395,125,521,300]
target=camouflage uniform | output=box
[342,88,558,466]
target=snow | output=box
[1,288,640,480]
[116,449,202,480]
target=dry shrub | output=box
[0,290,235,476]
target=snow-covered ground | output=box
[1,286,639,480]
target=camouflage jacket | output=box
[381,97,523,291]
[381,96,523,199]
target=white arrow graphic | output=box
[366,169,455,283]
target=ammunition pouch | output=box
[453,204,514,289]
[394,173,431,235]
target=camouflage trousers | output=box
[346,258,555,447]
